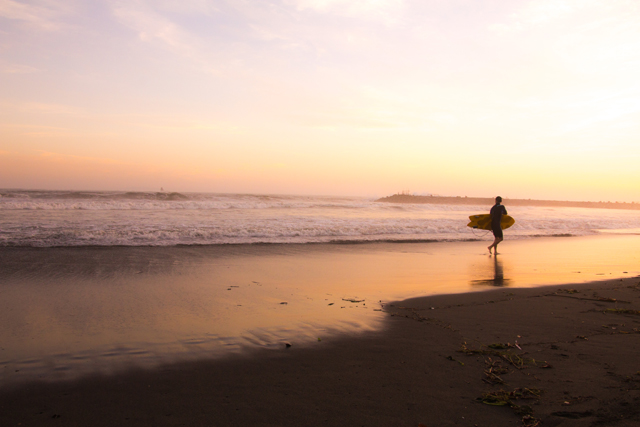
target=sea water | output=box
[1,190,640,247]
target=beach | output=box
[2,192,640,426]
[1,274,639,426]
[1,234,640,426]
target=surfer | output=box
[488,196,507,255]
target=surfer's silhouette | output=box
[488,196,507,255]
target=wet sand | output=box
[1,276,640,426]
[2,235,639,385]
[1,236,640,425]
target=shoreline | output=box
[2,276,639,426]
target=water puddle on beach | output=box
[1,234,639,386]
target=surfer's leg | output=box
[488,236,500,253]
[493,237,503,254]
[489,227,503,253]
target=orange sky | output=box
[1,0,640,201]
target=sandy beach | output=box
[1,236,639,426]
[1,276,639,426]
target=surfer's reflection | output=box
[471,256,510,287]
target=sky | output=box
[1,0,640,201]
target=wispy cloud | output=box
[287,84,458,131]
[134,116,241,134]
[18,102,82,115]
[34,149,126,166]
[107,0,254,77]
[0,0,73,30]
[108,0,406,72]
[487,0,636,34]
[1,63,38,74]
[286,0,405,24]
[488,0,579,33]
[109,1,200,58]
[153,0,219,16]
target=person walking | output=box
[488,196,507,255]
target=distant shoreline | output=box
[376,194,640,210]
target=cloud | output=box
[1,63,38,74]
[110,1,200,58]
[134,116,241,134]
[107,0,251,77]
[516,0,578,25]
[0,148,232,192]
[17,102,82,115]
[0,122,72,135]
[0,0,73,30]
[35,149,123,164]
[488,0,600,33]
[488,0,640,39]
[285,0,405,24]
[287,0,403,14]
[105,0,410,87]
[285,84,459,132]
[153,0,219,15]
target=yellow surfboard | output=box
[467,214,515,230]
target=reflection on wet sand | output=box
[470,256,511,287]
[1,235,639,386]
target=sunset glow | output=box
[2,0,639,201]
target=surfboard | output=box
[467,214,515,230]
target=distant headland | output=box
[376,194,640,210]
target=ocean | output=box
[2,190,640,247]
